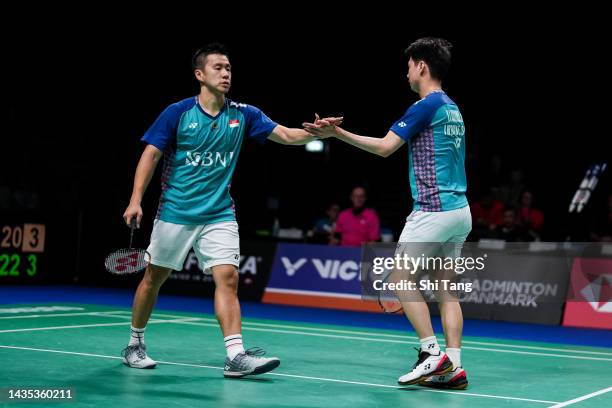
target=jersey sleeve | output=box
[141,99,192,151]
[241,104,278,143]
[389,99,438,141]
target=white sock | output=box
[446,348,461,369]
[129,326,145,346]
[420,336,440,354]
[224,334,244,360]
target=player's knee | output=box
[222,271,239,291]
[143,265,171,289]
[214,266,239,291]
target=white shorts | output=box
[397,206,472,258]
[146,220,240,271]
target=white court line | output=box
[172,320,612,362]
[0,311,132,320]
[0,345,559,405]
[136,311,612,357]
[269,371,559,404]
[0,317,201,334]
[0,307,84,314]
[548,386,612,407]
[4,310,610,361]
[237,321,612,357]
[7,310,612,357]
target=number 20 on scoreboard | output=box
[1,223,46,278]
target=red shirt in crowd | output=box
[471,201,504,228]
[335,208,380,247]
[518,207,544,232]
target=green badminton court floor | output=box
[1,303,611,407]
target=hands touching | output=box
[303,113,343,139]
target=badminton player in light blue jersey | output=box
[121,43,341,377]
[305,38,470,389]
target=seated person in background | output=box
[471,189,504,230]
[499,169,526,208]
[470,189,504,240]
[494,206,533,242]
[312,203,340,244]
[519,190,544,232]
[333,186,380,247]
[517,190,544,238]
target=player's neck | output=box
[419,82,443,99]
[198,90,225,116]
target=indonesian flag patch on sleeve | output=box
[229,119,240,128]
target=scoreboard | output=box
[0,222,45,281]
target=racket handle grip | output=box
[129,218,137,248]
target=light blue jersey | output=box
[390,90,468,212]
[142,96,277,225]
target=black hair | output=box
[191,43,229,70]
[404,37,453,81]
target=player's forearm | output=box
[129,147,162,205]
[282,128,315,145]
[335,128,387,157]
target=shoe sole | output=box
[123,358,157,369]
[419,380,469,390]
[223,359,281,378]
[397,356,453,386]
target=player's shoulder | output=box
[227,98,256,112]
[425,91,457,108]
[228,99,268,123]
[165,96,197,115]
[411,91,449,107]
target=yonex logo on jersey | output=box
[185,151,235,168]
[398,122,407,128]
[188,122,198,129]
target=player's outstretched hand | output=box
[303,113,343,138]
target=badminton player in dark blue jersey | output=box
[305,38,470,389]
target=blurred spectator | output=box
[517,190,544,237]
[500,169,526,208]
[471,189,504,231]
[494,207,533,242]
[590,193,612,242]
[334,186,380,247]
[312,203,340,244]
[481,154,505,193]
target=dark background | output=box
[2,12,610,282]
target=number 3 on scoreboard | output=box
[27,254,37,276]
[23,224,45,253]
